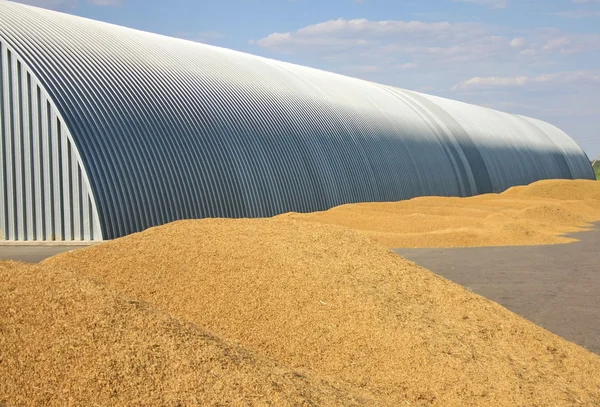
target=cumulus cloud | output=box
[452,71,600,90]
[254,18,600,69]
[510,37,526,47]
[255,18,489,58]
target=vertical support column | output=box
[22,65,34,240]
[81,170,91,240]
[61,121,72,240]
[51,109,62,240]
[42,96,53,240]
[12,57,24,240]
[32,78,44,241]
[71,146,81,240]
[3,49,15,240]
[0,41,5,240]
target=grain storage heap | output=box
[0,1,595,242]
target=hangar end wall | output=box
[0,38,102,241]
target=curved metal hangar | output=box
[0,1,594,241]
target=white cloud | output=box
[541,36,571,51]
[452,71,600,90]
[256,19,488,54]
[254,18,600,66]
[510,37,526,47]
[454,75,530,89]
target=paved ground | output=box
[394,223,600,355]
[0,246,87,263]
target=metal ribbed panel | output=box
[0,36,101,241]
[0,1,594,241]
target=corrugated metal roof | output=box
[0,0,594,239]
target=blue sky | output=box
[13,0,600,158]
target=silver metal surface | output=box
[0,34,101,241]
[0,1,595,241]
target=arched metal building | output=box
[0,1,594,241]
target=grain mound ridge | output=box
[0,261,369,407]
[278,179,600,247]
[45,219,600,406]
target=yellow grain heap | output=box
[42,216,600,406]
[0,261,366,407]
[279,179,600,247]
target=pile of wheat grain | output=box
[279,179,600,247]
[0,260,368,407]
[40,215,600,406]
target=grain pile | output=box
[0,261,368,407]
[44,218,600,406]
[279,179,600,247]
